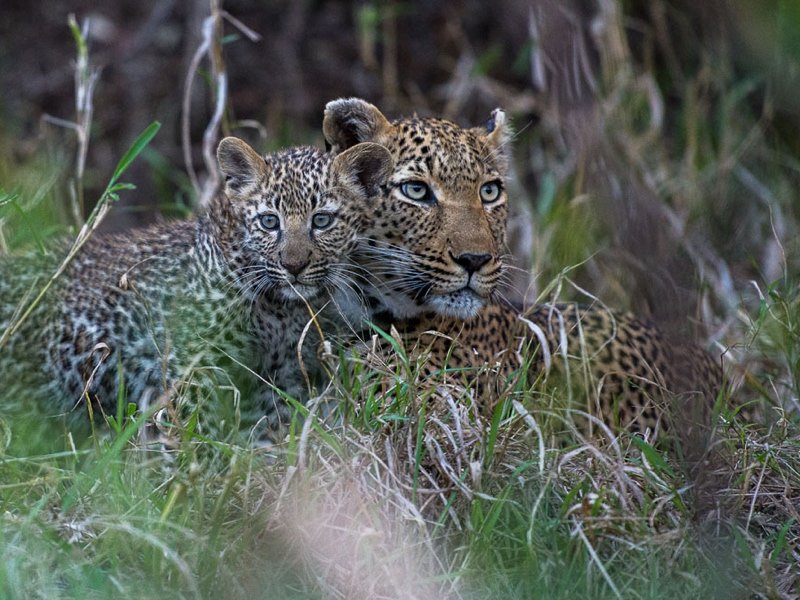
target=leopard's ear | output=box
[485,108,509,148]
[217,137,268,192]
[323,98,394,154]
[473,108,511,173]
[331,142,394,201]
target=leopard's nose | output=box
[281,258,310,276]
[452,252,491,274]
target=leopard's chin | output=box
[426,289,485,319]
[278,283,322,302]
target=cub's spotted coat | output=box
[0,139,391,434]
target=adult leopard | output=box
[323,97,510,321]
[322,98,722,435]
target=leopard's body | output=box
[381,302,721,434]
[0,140,391,434]
[322,98,723,434]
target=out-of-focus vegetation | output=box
[0,1,799,597]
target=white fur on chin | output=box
[426,290,484,319]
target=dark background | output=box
[1,0,798,333]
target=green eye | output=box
[479,181,502,203]
[312,212,334,229]
[399,181,434,203]
[258,213,280,231]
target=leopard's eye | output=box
[479,181,502,203]
[312,212,334,230]
[258,213,280,231]
[399,181,435,203]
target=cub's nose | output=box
[281,258,310,276]
[453,252,491,274]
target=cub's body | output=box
[0,141,392,433]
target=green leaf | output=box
[412,396,427,504]
[757,298,768,323]
[0,189,20,207]
[771,517,795,559]
[108,182,137,194]
[364,320,408,363]
[631,436,675,478]
[110,121,161,184]
[67,14,87,59]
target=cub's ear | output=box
[216,137,268,192]
[473,108,511,173]
[332,142,394,201]
[323,98,394,153]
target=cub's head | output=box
[323,98,510,319]
[215,137,393,303]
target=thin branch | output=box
[181,17,211,199]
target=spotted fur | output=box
[323,98,723,435]
[380,303,721,435]
[0,140,392,435]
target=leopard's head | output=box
[323,98,510,319]
[214,137,393,303]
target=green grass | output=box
[1,356,792,598]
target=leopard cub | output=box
[0,138,392,436]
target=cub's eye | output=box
[479,181,502,203]
[399,181,435,203]
[258,213,280,231]
[311,212,334,230]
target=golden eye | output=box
[399,181,434,203]
[258,213,280,231]
[479,181,502,203]
[312,212,334,229]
